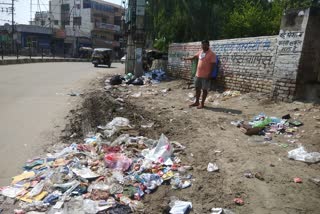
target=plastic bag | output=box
[104,153,132,171]
[288,146,320,163]
[132,78,144,85]
[169,199,192,214]
[99,117,130,138]
[0,186,24,198]
[252,117,272,128]
[99,117,130,130]
[139,173,163,192]
[72,168,100,179]
[207,163,219,172]
[29,180,45,197]
[110,75,123,85]
[142,134,173,163]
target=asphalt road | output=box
[0,62,123,185]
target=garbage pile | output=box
[232,113,304,139]
[108,69,167,86]
[232,113,320,163]
[0,117,192,213]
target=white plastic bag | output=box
[72,167,100,179]
[99,117,130,138]
[142,134,173,163]
[0,186,24,198]
[207,163,219,172]
[170,200,192,214]
[288,146,320,163]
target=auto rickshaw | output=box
[92,48,113,68]
[79,47,93,59]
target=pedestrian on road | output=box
[183,40,217,109]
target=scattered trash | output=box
[282,114,291,120]
[254,172,264,181]
[289,120,303,127]
[131,92,142,98]
[231,120,243,127]
[211,208,235,214]
[68,92,84,97]
[244,171,254,178]
[207,163,219,172]
[110,75,123,85]
[141,122,154,128]
[169,198,192,214]
[0,117,191,213]
[144,69,167,83]
[288,146,320,163]
[211,208,223,214]
[233,198,244,206]
[222,90,241,98]
[309,177,320,185]
[161,88,171,93]
[294,177,303,183]
[132,78,144,86]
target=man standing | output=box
[183,40,216,109]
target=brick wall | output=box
[167,7,318,102]
[168,36,278,95]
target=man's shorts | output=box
[194,77,211,90]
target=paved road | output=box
[0,62,123,185]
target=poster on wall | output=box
[135,48,142,63]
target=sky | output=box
[0,0,122,25]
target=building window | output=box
[102,17,107,23]
[73,17,82,26]
[114,16,121,25]
[54,20,59,25]
[41,20,45,26]
[61,4,70,26]
[83,0,91,8]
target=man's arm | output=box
[182,51,200,61]
[182,55,197,60]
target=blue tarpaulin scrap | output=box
[144,69,167,83]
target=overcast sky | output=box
[0,0,122,25]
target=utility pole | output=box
[125,0,145,77]
[133,0,145,78]
[30,0,32,24]
[125,0,135,74]
[11,0,14,53]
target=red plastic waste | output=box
[104,153,132,171]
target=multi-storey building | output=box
[30,12,51,27]
[49,0,124,57]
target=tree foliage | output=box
[145,0,317,51]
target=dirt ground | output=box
[61,74,320,214]
[1,72,319,214]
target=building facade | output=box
[49,0,124,57]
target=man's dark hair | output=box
[201,40,209,45]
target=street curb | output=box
[0,58,90,65]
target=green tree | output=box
[144,0,317,51]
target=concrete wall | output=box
[295,7,320,101]
[167,7,319,102]
[271,8,310,101]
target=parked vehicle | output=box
[121,54,126,64]
[92,48,113,67]
[79,47,93,58]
